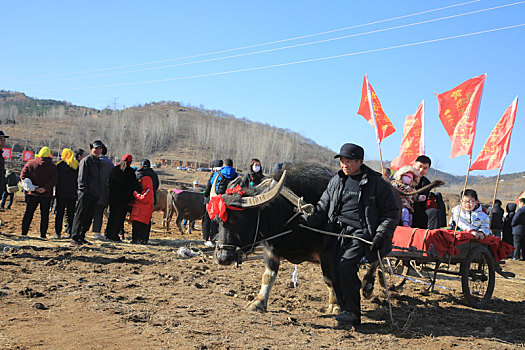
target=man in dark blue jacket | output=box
[512,198,525,260]
[302,143,399,327]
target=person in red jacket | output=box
[20,146,58,238]
[130,175,154,244]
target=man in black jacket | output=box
[412,155,432,229]
[70,140,105,246]
[302,143,399,327]
[489,199,504,238]
[105,154,140,242]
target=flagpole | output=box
[453,155,472,234]
[378,142,385,174]
[488,157,505,228]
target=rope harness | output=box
[215,187,397,326]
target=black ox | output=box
[213,163,444,313]
[213,164,341,313]
[166,190,206,234]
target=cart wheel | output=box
[460,245,495,308]
[378,257,407,291]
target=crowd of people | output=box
[0,135,160,246]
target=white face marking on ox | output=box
[245,268,277,312]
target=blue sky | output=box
[1,0,524,175]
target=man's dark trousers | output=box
[71,192,99,242]
[329,232,366,319]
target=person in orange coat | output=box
[130,175,154,244]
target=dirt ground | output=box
[1,193,524,349]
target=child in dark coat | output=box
[130,176,154,244]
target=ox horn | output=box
[210,173,219,198]
[240,170,287,208]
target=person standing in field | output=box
[20,146,58,238]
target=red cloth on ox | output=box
[392,227,514,261]
[206,195,228,222]
[206,195,244,222]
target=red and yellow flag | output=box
[390,101,425,171]
[470,96,518,171]
[436,74,486,158]
[357,74,395,143]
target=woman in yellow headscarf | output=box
[36,146,51,158]
[54,148,80,238]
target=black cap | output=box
[211,159,223,168]
[90,140,104,149]
[334,143,364,160]
[75,148,85,159]
[224,158,233,167]
[141,159,151,168]
[0,131,9,138]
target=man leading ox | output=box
[300,143,399,327]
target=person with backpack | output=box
[202,159,223,245]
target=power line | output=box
[33,23,525,93]
[7,0,483,81]
[16,0,525,85]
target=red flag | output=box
[470,96,518,171]
[357,74,395,142]
[390,101,425,171]
[436,74,486,158]
[2,148,12,159]
[22,150,33,161]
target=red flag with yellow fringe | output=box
[470,96,518,171]
[436,74,486,158]
[390,101,425,171]
[357,75,395,143]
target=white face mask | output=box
[252,165,261,172]
[401,174,412,185]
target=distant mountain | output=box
[0,90,522,195]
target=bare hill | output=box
[1,90,523,202]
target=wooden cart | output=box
[378,229,514,308]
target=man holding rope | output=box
[300,143,399,327]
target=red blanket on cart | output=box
[391,227,515,261]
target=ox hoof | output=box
[245,300,267,313]
[326,304,340,315]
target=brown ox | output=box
[153,189,170,229]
